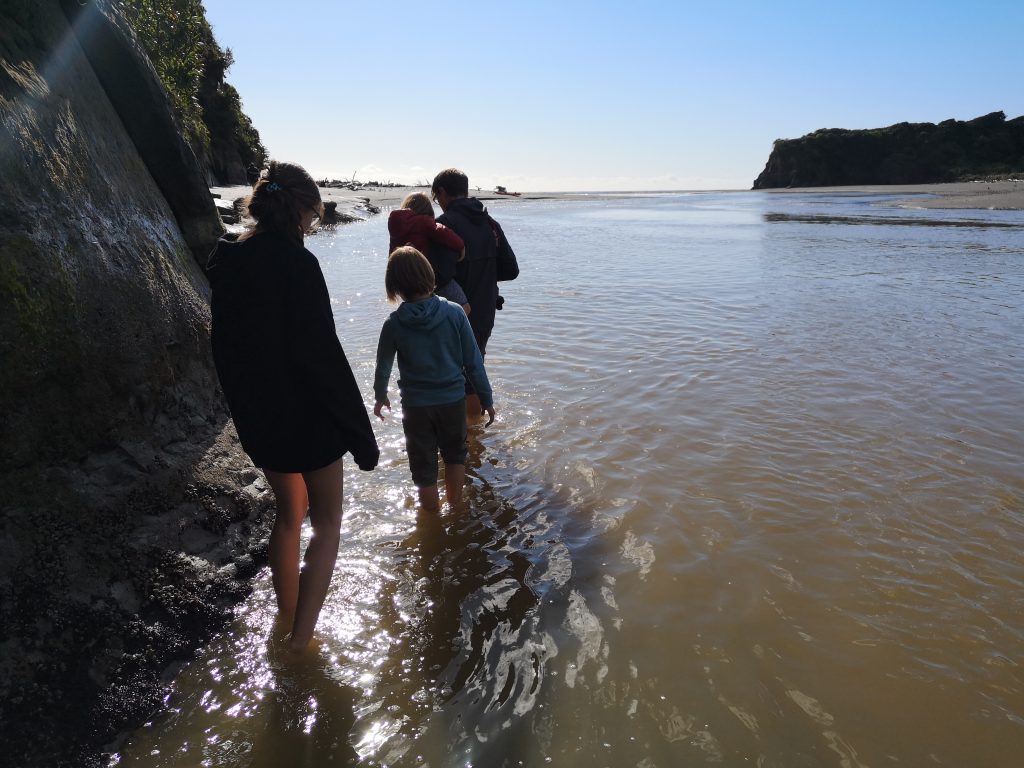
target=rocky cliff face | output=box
[0,2,273,765]
[753,111,1024,189]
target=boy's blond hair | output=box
[385,246,436,302]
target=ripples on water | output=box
[115,191,1024,767]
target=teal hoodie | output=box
[374,296,493,408]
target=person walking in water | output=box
[431,168,519,420]
[207,161,379,652]
[373,246,494,512]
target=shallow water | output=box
[115,191,1024,767]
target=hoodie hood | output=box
[395,295,446,330]
[447,196,489,223]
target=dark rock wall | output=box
[0,2,273,765]
[753,111,1024,189]
[58,0,226,263]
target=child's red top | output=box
[388,209,464,256]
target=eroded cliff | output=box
[0,2,273,764]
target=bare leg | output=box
[264,470,309,622]
[444,463,465,507]
[417,484,440,513]
[465,393,483,423]
[289,458,345,650]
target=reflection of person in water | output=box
[375,440,539,710]
[249,650,359,767]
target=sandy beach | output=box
[762,179,1024,210]
[209,184,564,227]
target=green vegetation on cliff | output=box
[753,111,1024,189]
[118,0,266,184]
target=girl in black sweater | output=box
[207,161,379,651]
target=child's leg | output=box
[264,470,310,621]
[444,463,466,506]
[440,279,469,308]
[289,457,345,650]
[417,484,441,512]
[403,405,441,512]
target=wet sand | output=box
[763,180,1024,210]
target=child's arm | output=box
[429,222,464,255]
[373,321,396,419]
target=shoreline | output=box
[210,184,569,218]
[760,179,1024,210]
[211,179,1024,219]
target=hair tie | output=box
[267,182,282,192]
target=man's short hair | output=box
[431,168,469,199]
[385,246,436,302]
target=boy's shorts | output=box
[402,398,468,487]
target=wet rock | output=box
[213,196,239,224]
[320,199,362,225]
[0,2,274,766]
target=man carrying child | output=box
[431,168,519,420]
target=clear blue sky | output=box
[201,0,1024,191]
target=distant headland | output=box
[753,111,1024,189]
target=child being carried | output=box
[388,192,471,314]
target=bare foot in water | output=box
[268,619,322,666]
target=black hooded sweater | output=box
[437,198,516,353]
[207,231,379,473]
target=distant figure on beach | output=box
[431,168,519,419]
[206,160,379,652]
[246,162,260,187]
[373,246,494,512]
[388,192,471,314]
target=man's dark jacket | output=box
[437,197,518,352]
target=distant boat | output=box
[494,185,521,197]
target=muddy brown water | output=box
[114,191,1024,767]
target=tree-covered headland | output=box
[753,111,1024,189]
[119,0,266,184]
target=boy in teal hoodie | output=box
[373,246,495,511]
